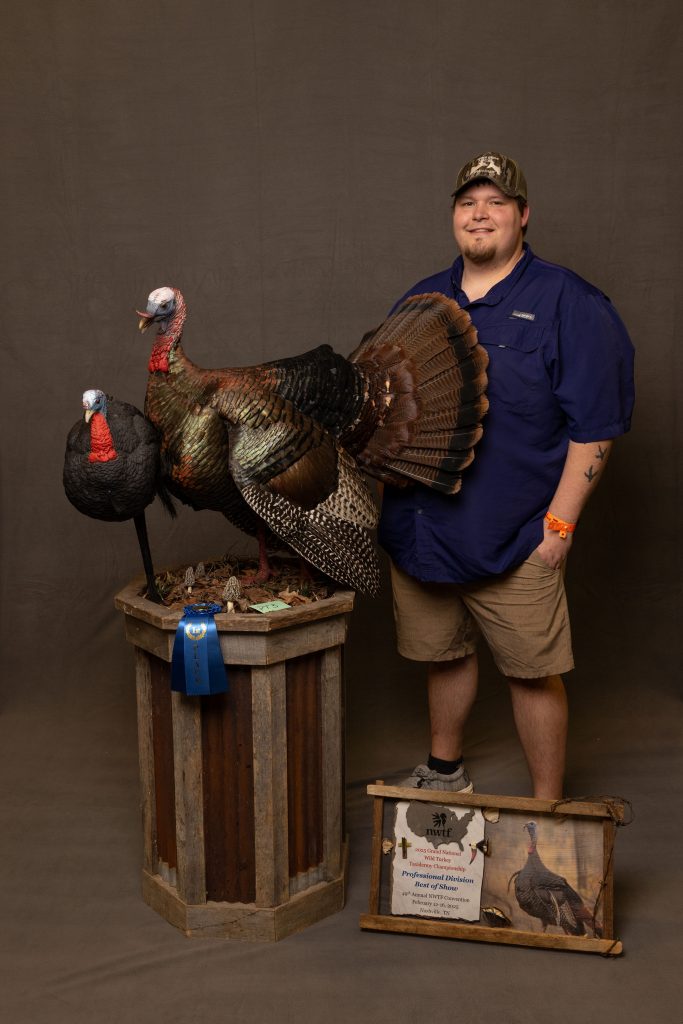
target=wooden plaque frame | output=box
[360,783,624,956]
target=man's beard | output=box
[462,237,497,264]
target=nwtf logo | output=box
[426,811,452,838]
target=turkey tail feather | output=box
[348,293,488,493]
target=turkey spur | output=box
[138,286,488,594]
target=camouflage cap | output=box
[452,151,528,202]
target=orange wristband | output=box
[544,511,576,540]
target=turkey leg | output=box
[251,526,272,585]
[133,512,163,603]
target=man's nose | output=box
[472,204,489,220]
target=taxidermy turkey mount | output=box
[63,389,176,603]
[137,285,489,595]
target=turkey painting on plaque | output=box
[482,814,604,937]
[137,286,488,596]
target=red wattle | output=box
[149,336,173,373]
[88,412,118,463]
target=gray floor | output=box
[1,628,680,1024]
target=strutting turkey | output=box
[63,389,175,603]
[138,286,489,594]
[509,820,602,936]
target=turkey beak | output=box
[137,310,154,332]
[84,409,94,423]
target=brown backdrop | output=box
[1,1,681,1021]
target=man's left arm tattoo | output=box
[584,444,609,483]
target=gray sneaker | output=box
[400,763,474,793]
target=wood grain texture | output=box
[602,818,616,938]
[367,785,625,821]
[149,656,177,871]
[201,672,256,904]
[125,617,174,661]
[171,691,206,905]
[135,649,157,874]
[129,615,347,665]
[115,580,353,633]
[286,654,323,885]
[368,784,385,915]
[142,863,346,942]
[359,914,623,955]
[252,664,289,907]
[219,618,347,666]
[303,654,321,875]
[320,647,343,880]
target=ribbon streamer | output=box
[171,602,228,696]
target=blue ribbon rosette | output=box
[171,602,228,696]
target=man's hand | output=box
[534,529,573,569]
[535,438,614,570]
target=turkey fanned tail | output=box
[347,293,488,494]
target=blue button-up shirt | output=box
[378,245,635,583]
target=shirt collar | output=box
[451,243,533,308]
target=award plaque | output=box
[361,783,629,956]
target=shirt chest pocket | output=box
[479,321,552,413]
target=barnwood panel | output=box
[115,581,353,632]
[143,867,346,941]
[304,655,322,874]
[149,655,177,870]
[368,785,385,915]
[135,649,156,874]
[142,871,189,934]
[287,656,305,878]
[359,914,623,955]
[286,654,323,879]
[602,819,616,938]
[125,617,174,661]
[219,618,346,666]
[201,669,256,904]
[273,875,345,941]
[171,692,206,905]
[123,612,347,665]
[367,785,625,821]
[252,664,289,907]
[320,647,342,879]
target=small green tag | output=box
[249,599,291,614]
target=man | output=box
[378,152,635,800]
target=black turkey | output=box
[509,820,601,936]
[63,389,174,603]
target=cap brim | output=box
[451,175,520,199]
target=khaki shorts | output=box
[390,551,574,679]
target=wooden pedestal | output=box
[114,581,353,941]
